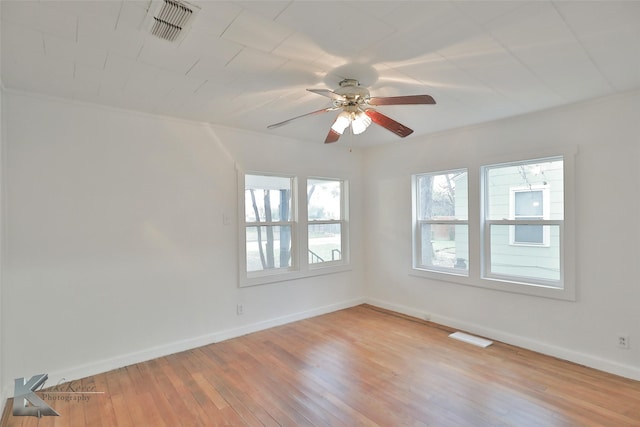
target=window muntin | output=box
[414,170,469,274]
[483,157,564,287]
[308,178,344,265]
[244,174,295,273]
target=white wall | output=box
[364,89,640,380]
[1,91,365,396]
[0,6,5,407]
[0,85,4,408]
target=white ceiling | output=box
[2,1,639,146]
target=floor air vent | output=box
[449,331,493,348]
[149,0,198,42]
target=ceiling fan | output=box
[267,79,436,144]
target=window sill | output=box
[409,268,575,301]
[241,263,352,288]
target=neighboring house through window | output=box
[510,186,550,246]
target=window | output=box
[240,173,349,286]
[244,174,295,274]
[483,157,564,286]
[412,151,574,300]
[413,169,468,274]
[308,179,344,266]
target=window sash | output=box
[415,170,468,222]
[483,220,563,287]
[308,220,343,265]
[245,223,296,273]
[485,219,562,226]
[246,220,294,227]
[308,178,342,221]
[244,175,294,223]
[415,220,469,275]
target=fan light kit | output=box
[268,79,436,144]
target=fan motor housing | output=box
[334,79,370,103]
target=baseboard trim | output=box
[366,298,640,381]
[2,298,365,399]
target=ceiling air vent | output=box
[149,0,198,42]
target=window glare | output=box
[417,171,468,221]
[308,179,341,221]
[245,174,292,223]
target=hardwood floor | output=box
[2,304,639,426]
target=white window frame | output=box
[412,169,469,276]
[239,170,350,287]
[410,147,576,301]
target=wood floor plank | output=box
[2,304,640,427]
[161,353,219,426]
[193,348,280,427]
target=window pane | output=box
[419,224,469,272]
[308,223,342,264]
[246,225,292,272]
[489,224,560,283]
[486,158,563,220]
[417,171,467,220]
[308,179,341,221]
[245,175,292,222]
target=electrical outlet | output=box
[237,304,244,315]
[617,334,630,349]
